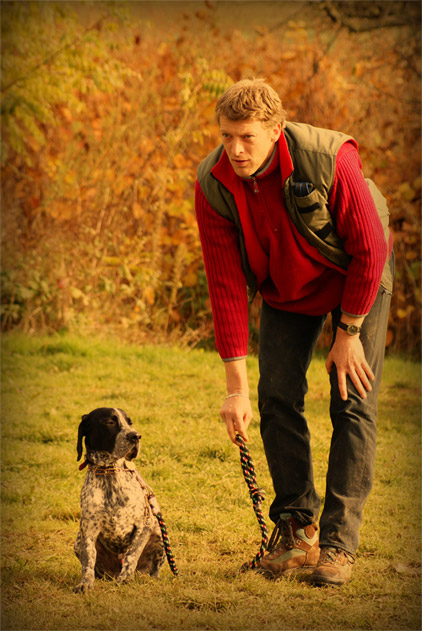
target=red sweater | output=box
[195,132,390,360]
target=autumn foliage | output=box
[1,2,420,356]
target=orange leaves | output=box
[143,286,156,306]
[1,5,419,353]
[90,118,103,140]
[81,187,98,202]
[132,202,143,219]
[59,106,73,123]
[46,200,77,220]
[139,137,155,156]
[104,168,116,182]
[173,153,190,169]
[353,62,366,79]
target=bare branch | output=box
[323,1,419,33]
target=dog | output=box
[74,407,165,593]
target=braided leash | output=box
[127,468,180,577]
[143,486,179,577]
[154,509,179,576]
[235,434,269,571]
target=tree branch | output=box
[324,2,418,33]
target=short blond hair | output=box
[215,78,287,128]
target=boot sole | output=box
[256,565,316,580]
[308,573,349,586]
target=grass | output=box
[1,332,421,630]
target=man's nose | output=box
[232,138,244,156]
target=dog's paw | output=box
[115,573,131,585]
[73,581,94,594]
[116,566,137,585]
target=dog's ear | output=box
[76,414,88,461]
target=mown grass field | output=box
[1,333,421,630]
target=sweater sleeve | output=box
[195,180,249,360]
[329,144,388,316]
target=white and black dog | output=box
[74,407,165,593]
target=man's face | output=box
[219,116,282,177]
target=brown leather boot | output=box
[309,546,355,586]
[258,513,320,578]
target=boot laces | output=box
[267,517,295,553]
[323,547,338,564]
[321,546,355,565]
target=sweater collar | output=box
[247,144,278,179]
[211,131,294,192]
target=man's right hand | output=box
[220,394,252,444]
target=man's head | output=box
[215,79,286,177]
[215,78,286,129]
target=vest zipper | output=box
[252,177,259,194]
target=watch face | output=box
[348,325,360,335]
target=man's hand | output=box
[220,394,252,444]
[326,330,374,401]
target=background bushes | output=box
[1,1,420,356]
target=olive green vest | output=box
[197,122,392,298]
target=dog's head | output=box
[76,408,141,466]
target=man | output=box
[195,79,393,586]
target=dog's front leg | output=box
[116,524,153,584]
[74,529,98,593]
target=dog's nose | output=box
[127,431,141,443]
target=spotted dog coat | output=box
[74,407,165,593]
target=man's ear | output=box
[270,122,282,143]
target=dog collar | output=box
[78,458,129,475]
[88,464,128,475]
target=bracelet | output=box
[225,393,249,400]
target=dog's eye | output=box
[126,417,133,426]
[103,415,118,426]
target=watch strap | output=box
[338,321,362,335]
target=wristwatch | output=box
[338,321,362,336]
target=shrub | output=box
[1,2,420,355]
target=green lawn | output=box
[1,333,420,630]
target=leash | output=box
[153,509,179,576]
[132,471,180,577]
[235,433,269,571]
[144,486,179,577]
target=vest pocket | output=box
[293,186,335,243]
[284,176,351,269]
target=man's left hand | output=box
[326,332,374,401]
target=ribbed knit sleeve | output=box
[330,145,389,316]
[195,180,250,359]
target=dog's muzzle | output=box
[126,431,141,460]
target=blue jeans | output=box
[258,280,392,555]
